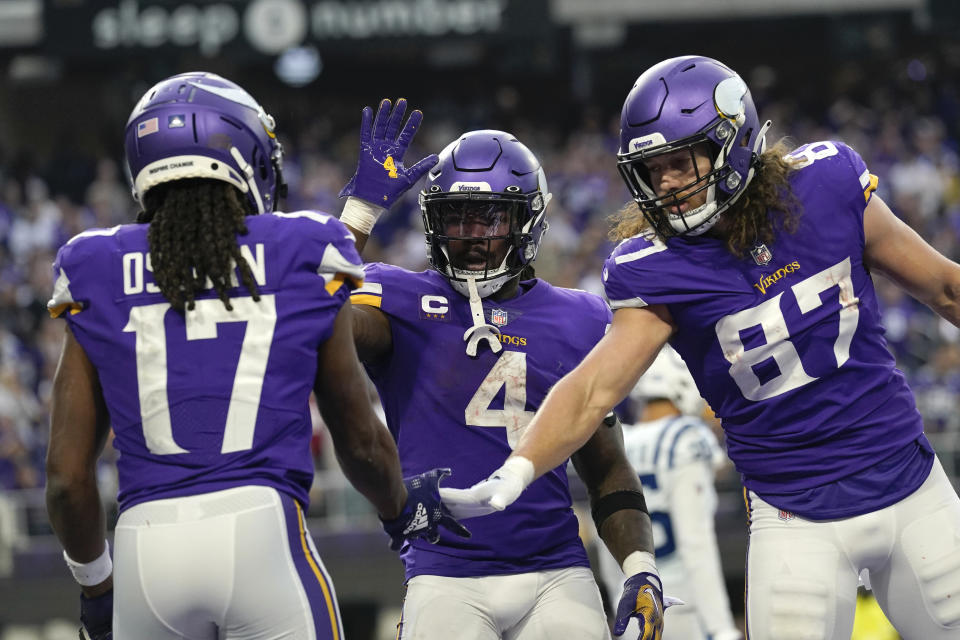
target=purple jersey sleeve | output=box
[787,140,878,213]
[352,266,609,579]
[48,211,362,512]
[601,141,929,519]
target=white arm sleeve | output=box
[668,461,741,639]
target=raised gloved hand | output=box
[79,589,113,640]
[438,456,535,519]
[339,97,438,208]
[613,571,684,639]
[381,468,471,551]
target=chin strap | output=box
[229,146,265,214]
[678,118,774,237]
[462,276,503,357]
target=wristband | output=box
[622,550,657,577]
[64,540,112,586]
[340,197,387,235]
[498,455,535,489]
[591,489,648,534]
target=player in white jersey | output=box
[597,346,742,640]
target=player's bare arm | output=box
[351,303,393,363]
[314,303,406,519]
[46,325,113,598]
[514,304,675,479]
[571,420,655,565]
[863,193,960,325]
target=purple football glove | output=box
[614,572,666,639]
[339,98,438,208]
[79,589,113,640]
[381,468,471,551]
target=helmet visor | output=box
[424,196,526,274]
[618,136,728,236]
[437,201,516,238]
[641,145,712,210]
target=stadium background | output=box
[1,0,959,638]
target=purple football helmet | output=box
[420,130,551,298]
[617,55,771,236]
[124,72,286,214]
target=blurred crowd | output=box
[2,57,960,515]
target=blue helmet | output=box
[420,130,551,298]
[617,55,771,236]
[124,72,286,214]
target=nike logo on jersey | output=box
[753,261,801,295]
[403,502,428,534]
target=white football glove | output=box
[438,456,535,519]
[710,630,743,640]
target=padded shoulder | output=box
[786,140,878,209]
[350,264,447,315]
[48,225,125,317]
[602,231,687,310]
[264,210,364,293]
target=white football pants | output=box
[113,486,343,640]
[397,567,610,640]
[745,457,960,640]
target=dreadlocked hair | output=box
[137,179,261,312]
[608,140,802,258]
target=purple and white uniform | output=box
[352,264,610,580]
[49,210,362,640]
[605,141,960,640]
[603,141,933,520]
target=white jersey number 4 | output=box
[465,351,535,449]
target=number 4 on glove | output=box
[339,97,438,208]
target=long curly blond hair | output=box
[609,141,802,258]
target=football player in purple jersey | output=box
[44,73,467,640]
[337,99,666,639]
[442,55,960,639]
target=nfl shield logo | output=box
[490,308,508,326]
[777,509,795,521]
[751,243,773,266]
